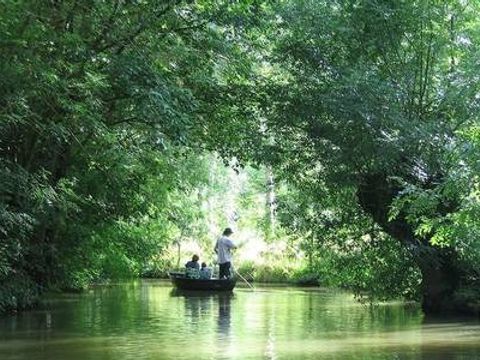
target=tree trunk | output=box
[417,248,459,313]
[265,167,277,238]
[357,173,461,314]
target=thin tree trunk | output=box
[266,167,277,238]
[176,241,181,269]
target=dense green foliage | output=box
[1,0,479,314]
[259,0,480,311]
[0,0,262,312]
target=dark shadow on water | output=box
[419,313,480,360]
[422,312,480,325]
[170,289,234,298]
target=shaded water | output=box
[0,280,479,359]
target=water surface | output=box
[0,280,479,359]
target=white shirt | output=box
[215,236,235,264]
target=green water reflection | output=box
[0,280,479,359]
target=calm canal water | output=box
[0,280,479,360]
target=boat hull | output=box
[169,272,236,291]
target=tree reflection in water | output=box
[1,283,479,360]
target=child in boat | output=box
[199,262,212,279]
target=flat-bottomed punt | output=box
[169,271,236,291]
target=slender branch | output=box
[419,32,434,119]
[108,116,141,127]
[449,13,456,73]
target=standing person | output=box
[214,228,237,279]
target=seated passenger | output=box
[185,254,200,279]
[199,262,212,279]
[185,254,200,270]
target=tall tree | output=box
[254,0,480,313]
[0,0,262,311]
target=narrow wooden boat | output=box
[169,271,236,291]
